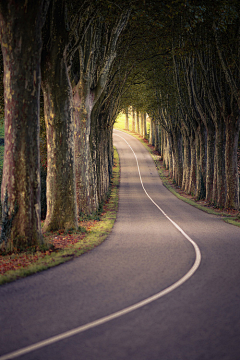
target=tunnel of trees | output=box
[0,0,239,251]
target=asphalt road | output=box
[1,129,240,360]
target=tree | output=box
[71,8,130,215]
[0,0,50,250]
[41,0,79,232]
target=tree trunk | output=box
[224,114,240,209]
[162,129,168,169]
[108,127,114,181]
[143,113,147,138]
[205,125,215,203]
[42,54,78,231]
[182,130,191,193]
[149,118,155,145]
[154,122,160,151]
[0,0,49,250]
[136,110,140,134]
[166,132,173,178]
[140,112,143,136]
[94,115,109,204]
[132,108,136,132]
[212,120,226,208]
[125,108,129,130]
[195,123,207,200]
[172,129,183,187]
[41,1,77,232]
[161,126,164,160]
[72,10,130,216]
[73,81,98,216]
[188,133,196,195]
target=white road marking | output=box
[0,131,201,360]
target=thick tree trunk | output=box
[224,114,240,209]
[132,108,136,132]
[140,112,143,136]
[42,54,77,231]
[73,82,98,216]
[107,127,114,183]
[161,126,164,160]
[125,108,129,130]
[93,115,109,204]
[141,113,144,137]
[212,120,226,208]
[205,125,215,203]
[182,131,191,193]
[154,123,160,152]
[0,1,48,250]
[195,123,207,200]
[166,133,173,178]
[162,129,168,169]
[188,133,196,195]
[72,10,130,216]
[172,129,183,187]
[149,118,155,146]
[136,111,140,134]
[143,113,147,138]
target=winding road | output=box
[1,130,240,360]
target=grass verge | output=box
[114,121,240,228]
[0,147,120,285]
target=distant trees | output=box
[150,1,240,210]
[117,0,240,210]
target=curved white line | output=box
[0,131,201,360]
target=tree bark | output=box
[136,110,140,134]
[172,128,183,187]
[125,108,129,130]
[195,122,207,200]
[132,107,136,132]
[0,0,49,250]
[140,112,143,136]
[154,122,160,152]
[141,112,147,138]
[182,130,191,193]
[212,120,226,208]
[143,113,147,138]
[188,133,196,195]
[205,124,215,203]
[149,117,155,145]
[224,114,240,209]
[42,54,78,231]
[165,132,173,178]
[73,81,98,215]
[41,1,78,232]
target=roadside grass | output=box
[114,115,240,228]
[0,147,120,285]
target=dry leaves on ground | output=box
[0,219,98,275]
